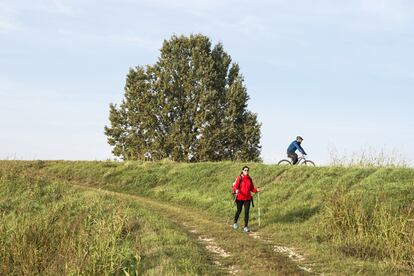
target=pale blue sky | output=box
[1,0,413,164]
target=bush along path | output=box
[73,183,313,275]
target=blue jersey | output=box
[287,141,306,155]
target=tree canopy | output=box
[105,34,261,162]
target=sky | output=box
[1,0,414,165]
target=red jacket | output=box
[232,175,257,200]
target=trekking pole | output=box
[226,192,237,225]
[258,191,261,227]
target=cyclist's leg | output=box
[288,152,299,165]
[292,153,299,165]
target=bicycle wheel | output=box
[277,159,291,165]
[301,160,315,166]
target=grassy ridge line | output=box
[0,168,221,275]
[39,161,414,227]
[38,162,412,214]
[3,160,414,274]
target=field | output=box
[1,160,413,275]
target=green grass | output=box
[0,162,221,275]
[1,160,413,275]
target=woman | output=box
[232,166,259,232]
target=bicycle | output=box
[277,155,315,166]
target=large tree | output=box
[105,34,261,162]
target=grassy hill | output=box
[1,160,413,275]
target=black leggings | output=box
[234,200,251,227]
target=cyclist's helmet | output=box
[296,136,303,141]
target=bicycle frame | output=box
[277,155,315,166]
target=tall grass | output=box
[317,187,414,270]
[0,164,220,275]
[329,147,411,167]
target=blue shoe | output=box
[243,226,249,233]
[232,223,238,230]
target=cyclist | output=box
[287,136,307,165]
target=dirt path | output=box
[74,185,313,275]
